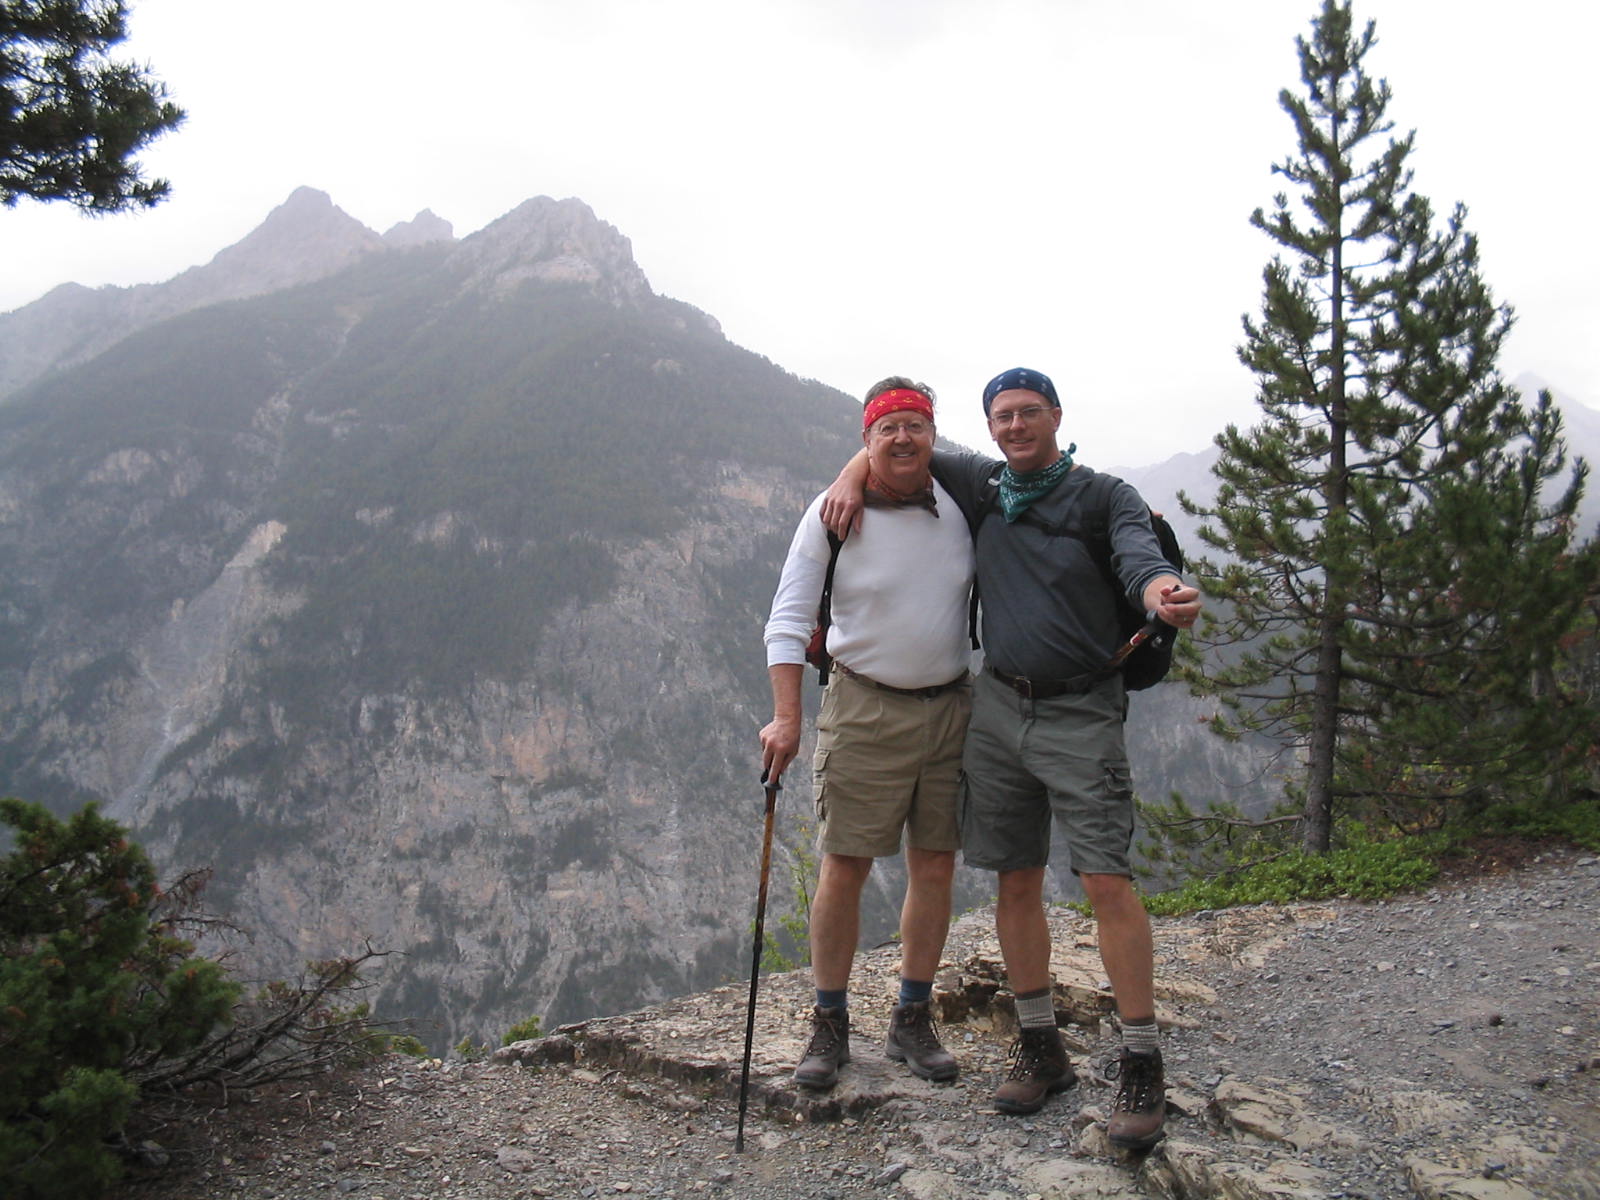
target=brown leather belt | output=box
[832,661,969,699]
[986,664,1102,700]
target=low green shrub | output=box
[1143,835,1443,916]
[502,1016,543,1045]
[1448,794,1600,852]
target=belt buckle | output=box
[1009,673,1035,700]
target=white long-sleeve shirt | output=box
[763,485,975,690]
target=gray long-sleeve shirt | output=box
[931,449,1174,681]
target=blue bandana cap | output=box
[982,367,1059,415]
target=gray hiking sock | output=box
[1014,987,1056,1030]
[1120,1015,1160,1054]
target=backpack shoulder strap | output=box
[814,530,845,684]
[965,464,1003,649]
[820,530,844,595]
[965,461,1004,538]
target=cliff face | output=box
[126,475,817,1039]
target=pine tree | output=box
[1181,0,1597,852]
[1,0,183,211]
[0,798,237,1198]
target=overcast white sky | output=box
[3,0,1596,465]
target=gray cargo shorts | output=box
[958,669,1134,876]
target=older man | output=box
[760,377,975,1089]
[824,368,1200,1149]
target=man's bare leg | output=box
[885,846,960,1082]
[899,846,956,981]
[810,852,874,991]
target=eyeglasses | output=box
[988,405,1053,428]
[870,418,932,439]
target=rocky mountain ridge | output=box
[0,188,397,398]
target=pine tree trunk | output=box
[1304,139,1349,857]
[1304,612,1341,853]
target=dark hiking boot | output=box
[884,1000,958,1082]
[1106,1047,1167,1149]
[994,1025,1076,1114]
[794,1006,850,1089]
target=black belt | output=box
[986,664,1103,700]
[832,661,969,699]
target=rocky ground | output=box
[114,848,1599,1200]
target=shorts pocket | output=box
[1101,761,1135,860]
[1103,761,1132,802]
[812,747,831,821]
[816,680,840,733]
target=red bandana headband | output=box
[863,388,934,431]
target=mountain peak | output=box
[0,190,650,400]
[383,209,455,248]
[199,188,383,289]
[279,184,338,211]
[0,188,386,399]
[449,195,651,305]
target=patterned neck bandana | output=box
[865,470,938,516]
[999,444,1076,523]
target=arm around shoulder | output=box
[820,448,870,537]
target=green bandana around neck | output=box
[999,443,1077,523]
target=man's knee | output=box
[1080,872,1149,927]
[905,846,956,882]
[818,853,875,892]
[996,866,1045,906]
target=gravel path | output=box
[113,848,1599,1200]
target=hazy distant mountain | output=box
[1115,373,1599,544]
[382,208,455,248]
[1107,447,1220,548]
[1521,375,1600,536]
[0,188,417,399]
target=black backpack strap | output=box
[814,530,845,684]
[966,463,1003,539]
[965,464,1004,649]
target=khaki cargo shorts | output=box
[811,670,971,858]
[959,669,1134,876]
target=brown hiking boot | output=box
[994,1025,1076,1114]
[793,1005,850,1089]
[1106,1047,1166,1149]
[884,1000,958,1082]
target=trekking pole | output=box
[735,769,782,1153]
